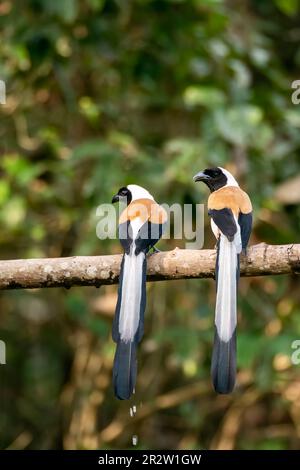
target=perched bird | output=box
[193,167,252,393]
[111,185,167,399]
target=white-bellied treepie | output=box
[111,184,167,400]
[193,167,252,394]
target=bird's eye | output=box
[119,187,128,196]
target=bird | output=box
[111,184,167,399]
[193,167,252,394]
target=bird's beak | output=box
[193,171,210,182]
[112,194,119,203]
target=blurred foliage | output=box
[0,0,300,450]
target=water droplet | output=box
[132,435,138,446]
[129,405,137,417]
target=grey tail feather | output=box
[112,253,147,400]
[211,328,236,394]
[113,340,137,400]
[212,237,239,394]
[215,238,240,287]
[112,255,125,343]
[112,254,147,344]
[236,253,240,285]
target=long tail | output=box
[211,234,240,394]
[112,247,146,400]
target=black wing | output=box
[135,221,165,255]
[118,220,165,255]
[118,221,132,254]
[238,212,252,251]
[208,208,237,242]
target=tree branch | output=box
[0,243,299,290]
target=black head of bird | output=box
[193,167,237,192]
[112,186,132,205]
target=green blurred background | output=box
[1,0,300,450]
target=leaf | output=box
[214,105,264,147]
[183,86,226,108]
[275,0,299,16]
[45,0,79,23]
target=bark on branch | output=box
[0,243,299,290]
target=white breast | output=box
[130,217,144,240]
